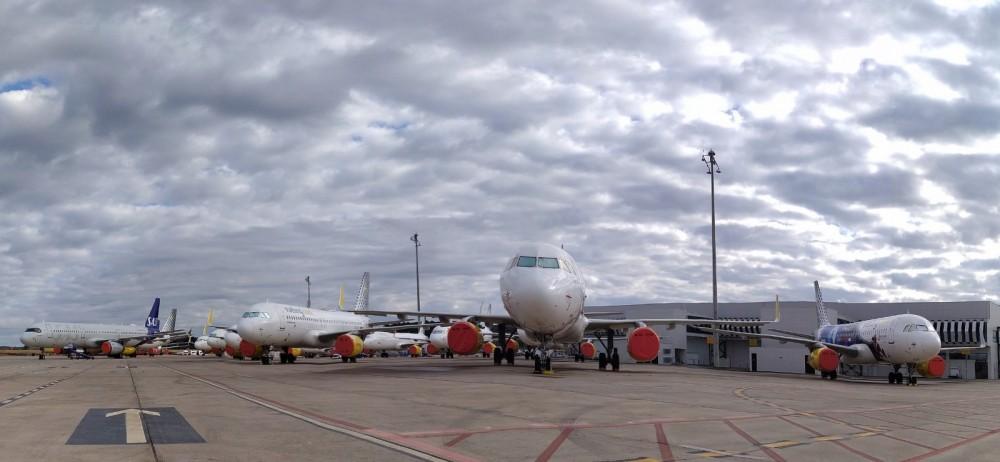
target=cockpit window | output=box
[24,328,41,333]
[516,256,537,267]
[241,312,270,319]
[914,324,929,331]
[537,257,560,269]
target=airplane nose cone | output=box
[236,319,259,343]
[19,333,33,347]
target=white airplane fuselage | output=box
[363,331,428,351]
[237,302,369,348]
[499,244,588,346]
[816,314,942,365]
[20,322,148,349]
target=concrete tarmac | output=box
[1,354,999,461]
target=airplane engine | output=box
[505,338,519,353]
[482,342,495,355]
[408,345,423,357]
[44,347,63,354]
[101,341,124,356]
[123,346,137,357]
[627,327,660,362]
[916,356,945,378]
[206,336,226,350]
[334,334,364,358]
[579,341,597,359]
[289,348,302,357]
[194,339,211,352]
[447,321,483,355]
[808,347,839,373]
[426,343,440,355]
[224,332,242,350]
[239,340,263,358]
[224,345,237,358]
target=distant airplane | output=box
[20,299,186,359]
[357,243,779,373]
[697,281,982,385]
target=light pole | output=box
[305,276,311,308]
[702,150,721,368]
[411,233,421,316]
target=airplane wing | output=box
[314,322,445,344]
[940,341,988,352]
[91,329,191,346]
[352,310,515,325]
[694,326,860,357]
[585,295,781,331]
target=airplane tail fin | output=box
[145,298,161,335]
[814,281,832,327]
[203,309,214,336]
[353,272,370,311]
[339,286,345,311]
[163,308,177,332]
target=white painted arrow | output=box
[105,408,160,444]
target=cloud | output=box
[0,1,998,345]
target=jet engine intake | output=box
[426,343,440,355]
[579,341,597,359]
[447,321,483,355]
[408,344,423,357]
[808,347,839,372]
[239,340,263,358]
[916,356,945,378]
[334,334,364,358]
[101,341,124,356]
[482,342,495,355]
[627,327,660,362]
[506,338,519,353]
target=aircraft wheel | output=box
[544,357,552,371]
[349,357,357,363]
[261,355,270,365]
[888,373,894,384]
[533,356,542,374]
[341,356,348,363]
[829,371,837,380]
[598,352,607,370]
[289,355,296,364]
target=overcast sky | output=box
[2,1,998,345]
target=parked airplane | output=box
[193,310,229,356]
[20,299,185,359]
[357,243,779,373]
[363,329,429,357]
[426,323,496,358]
[697,281,979,385]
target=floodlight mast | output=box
[411,233,422,319]
[701,150,722,368]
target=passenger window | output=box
[516,256,537,267]
[537,257,560,269]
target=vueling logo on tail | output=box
[146,298,161,335]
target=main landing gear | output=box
[888,364,918,385]
[533,350,552,374]
[820,370,838,380]
[260,346,272,365]
[279,347,297,364]
[493,323,516,368]
[595,329,621,372]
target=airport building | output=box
[585,300,1000,380]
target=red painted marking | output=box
[725,420,786,462]
[901,428,1000,462]
[445,433,472,447]
[777,416,883,462]
[400,413,767,438]
[535,428,573,462]
[839,411,966,439]
[654,423,674,462]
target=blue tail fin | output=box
[146,298,161,335]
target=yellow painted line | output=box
[813,435,845,441]
[853,432,878,438]
[763,440,800,448]
[697,451,726,458]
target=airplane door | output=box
[885,322,895,345]
[278,313,290,342]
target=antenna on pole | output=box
[701,149,722,368]
[411,233,422,320]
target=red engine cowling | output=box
[917,356,945,378]
[407,344,423,357]
[239,340,263,358]
[426,343,440,355]
[808,347,839,372]
[447,321,483,355]
[579,341,597,359]
[335,334,364,358]
[627,327,660,362]
[101,341,124,355]
[506,338,519,353]
[482,342,495,354]
[224,345,237,358]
